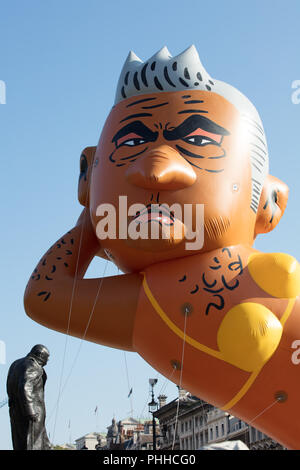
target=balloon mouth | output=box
[132,205,175,227]
[127,207,187,249]
[93,197,205,252]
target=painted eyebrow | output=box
[178,109,208,115]
[120,112,153,123]
[112,120,158,144]
[141,102,169,109]
[183,100,205,104]
[126,97,157,108]
[163,114,230,141]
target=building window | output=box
[221,423,225,435]
[181,423,184,433]
[195,416,198,427]
[185,422,188,432]
[216,425,219,438]
[210,428,213,441]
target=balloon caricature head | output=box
[78,45,288,272]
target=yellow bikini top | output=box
[143,252,300,373]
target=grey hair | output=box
[241,114,269,212]
[114,46,269,211]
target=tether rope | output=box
[123,351,134,417]
[51,157,98,441]
[47,258,109,430]
[240,398,279,446]
[51,207,89,441]
[172,307,188,450]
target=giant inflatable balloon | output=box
[24,46,300,449]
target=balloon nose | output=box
[125,145,197,190]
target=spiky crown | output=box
[114,45,215,104]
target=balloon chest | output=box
[133,248,300,448]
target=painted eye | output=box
[184,136,213,146]
[121,138,146,147]
[116,132,146,148]
[182,128,222,147]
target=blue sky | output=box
[0,0,300,449]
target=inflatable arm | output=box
[24,149,142,351]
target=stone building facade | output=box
[105,416,159,450]
[75,432,100,450]
[154,389,285,450]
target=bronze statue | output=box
[6,344,51,450]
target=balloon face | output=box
[90,90,257,272]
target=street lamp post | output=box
[148,378,158,451]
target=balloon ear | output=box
[78,147,97,207]
[255,175,289,236]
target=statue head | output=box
[78,46,289,272]
[28,344,50,366]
